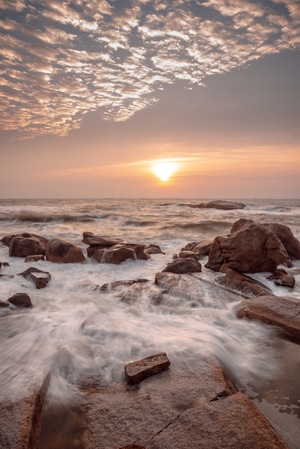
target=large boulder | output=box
[206,223,292,273]
[45,238,85,263]
[82,232,122,248]
[231,219,300,260]
[5,233,48,258]
[236,295,300,340]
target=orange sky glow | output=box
[0,0,299,198]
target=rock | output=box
[90,243,149,264]
[0,300,9,307]
[7,233,47,258]
[0,261,9,269]
[24,255,45,263]
[144,244,165,255]
[82,232,123,247]
[183,238,213,257]
[267,269,295,288]
[7,293,32,308]
[84,355,288,449]
[183,200,246,210]
[100,279,162,305]
[236,295,300,340]
[217,266,273,298]
[125,352,171,384]
[0,373,49,449]
[178,250,199,261]
[45,238,85,263]
[162,257,201,274]
[19,267,51,289]
[119,445,146,449]
[230,219,300,260]
[206,223,292,273]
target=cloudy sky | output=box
[1,0,299,198]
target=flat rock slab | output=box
[125,353,170,384]
[0,374,49,449]
[83,355,289,449]
[236,295,300,339]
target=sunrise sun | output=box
[151,160,179,182]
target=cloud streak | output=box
[0,0,299,139]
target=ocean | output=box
[0,198,300,447]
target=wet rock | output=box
[7,233,48,258]
[100,279,162,305]
[90,243,149,264]
[7,292,32,308]
[0,373,49,449]
[119,445,146,449]
[178,250,199,261]
[267,269,295,288]
[206,223,291,273]
[217,266,273,298]
[231,219,300,260]
[144,244,165,256]
[0,261,9,269]
[45,238,85,263]
[25,255,45,263]
[182,238,213,257]
[0,299,9,307]
[19,267,51,289]
[236,295,300,340]
[125,352,171,384]
[185,200,246,210]
[84,355,288,449]
[162,257,201,274]
[82,232,122,247]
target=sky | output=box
[0,0,299,199]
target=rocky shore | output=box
[1,207,300,448]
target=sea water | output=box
[0,198,300,446]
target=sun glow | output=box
[151,160,179,182]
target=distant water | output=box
[0,198,300,447]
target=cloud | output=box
[0,0,299,139]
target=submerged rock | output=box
[236,295,300,340]
[217,266,273,298]
[185,200,246,210]
[19,267,51,289]
[7,292,32,308]
[100,279,162,305]
[125,352,171,384]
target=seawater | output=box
[0,198,300,446]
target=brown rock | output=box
[267,269,295,288]
[82,231,123,247]
[206,223,291,273]
[91,243,149,264]
[0,299,9,307]
[0,261,10,269]
[236,295,300,339]
[185,200,246,210]
[19,267,51,289]
[162,257,201,274]
[45,238,85,263]
[125,353,170,384]
[217,265,273,298]
[7,292,32,308]
[183,238,213,257]
[24,255,45,263]
[231,219,300,260]
[8,233,47,258]
[178,250,199,261]
[119,445,146,449]
[144,244,165,255]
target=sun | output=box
[151,160,179,182]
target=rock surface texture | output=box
[236,295,300,340]
[45,238,85,263]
